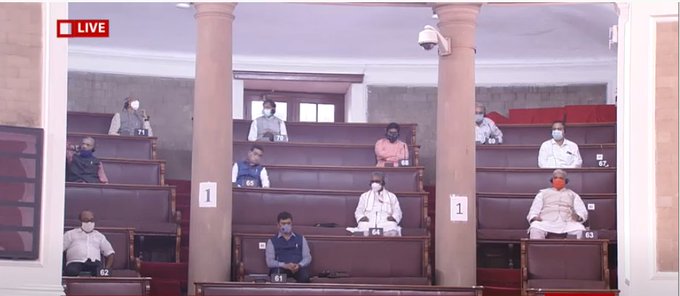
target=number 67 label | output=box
[450,195,468,222]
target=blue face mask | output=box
[79,150,94,158]
[280,224,292,234]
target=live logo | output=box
[57,20,109,38]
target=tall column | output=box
[188,3,236,294]
[433,3,480,286]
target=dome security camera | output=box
[417,25,451,56]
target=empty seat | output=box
[99,159,165,185]
[67,133,156,160]
[67,112,116,134]
[477,144,616,167]
[476,168,616,194]
[62,277,151,296]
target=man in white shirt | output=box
[63,210,115,276]
[527,169,588,239]
[353,172,403,236]
[538,121,583,168]
[475,103,504,144]
[232,145,270,188]
[248,99,289,142]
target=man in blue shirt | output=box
[231,145,270,188]
[265,211,312,283]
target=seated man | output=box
[374,122,409,167]
[248,99,288,142]
[231,145,270,188]
[63,210,115,276]
[527,169,588,239]
[353,172,403,236]
[108,96,153,136]
[66,136,108,183]
[475,103,503,144]
[538,120,582,168]
[265,211,311,283]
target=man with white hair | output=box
[475,103,504,144]
[353,172,403,236]
[527,169,588,239]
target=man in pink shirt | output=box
[374,123,409,167]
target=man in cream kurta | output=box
[352,172,403,236]
[527,169,588,239]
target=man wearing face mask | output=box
[538,121,583,168]
[527,169,588,239]
[248,99,289,142]
[474,103,503,144]
[265,211,311,283]
[231,145,270,188]
[108,97,153,136]
[353,172,403,236]
[374,122,409,167]
[66,137,109,183]
[63,210,115,276]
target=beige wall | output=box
[0,3,43,128]
[654,21,678,273]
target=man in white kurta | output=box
[527,169,588,239]
[537,121,583,168]
[353,172,403,236]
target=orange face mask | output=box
[552,178,566,190]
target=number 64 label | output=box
[450,195,468,222]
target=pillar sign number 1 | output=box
[199,182,217,208]
[450,194,468,222]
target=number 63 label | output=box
[450,195,468,222]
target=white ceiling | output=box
[68,2,618,63]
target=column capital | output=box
[434,3,481,52]
[194,3,237,20]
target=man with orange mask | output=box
[526,169,588,239]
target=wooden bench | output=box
[233,233,431,285]
[477,193,617,242]
[476,144,616,168]
[68,133,157,160]
[498,123,616,145]
[476,168,616,194]
[526,288,620,296]
[100,158,165,185]
[521,239,610,296]
[265,165,424,192]
[63,276,151,296]
[196,282,482,296]
[63,227,138,277]
[234,140,421,166]
[233,187,429,236]
[64,183,180,261]
[67,111,115,134]
[234,119,418,145]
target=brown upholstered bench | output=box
[233,187,429,236]
[99,158,165,186]
[64,183,180,261]
[62,276,151,296]
[233,233,431,285]
[526,288,620,296]
[234,140,421,166]
[196,282,482,296]
[476,144,616,168]
[63,227,138,277]
[476,168,616,194]
[67,133,157,160]
[265,165,424,192]
[234,119,418,145]
[477,194,617,242]
[67,112,115,134]
[521,239,610,295]
[497,123,616,145]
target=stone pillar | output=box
[188,3,236,294]
[433,3,480,286]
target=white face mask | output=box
[263,109,272,117]
[81,222,95,233]
[552,129,564,141]
[371,182,383,192]
[474,114,484,123]
[130,100,140,110]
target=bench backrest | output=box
[100,159,164,185]
[526,289,619,296]
[197,282,482,296]
[234,234,428,279]
[476,168,616,194]
[498,124,615,145]
[266,166,423,192]
[476,145,616,168]
[67,133,156,160]
[234,188,426,229]
[64,184,176,235]
[63,277,151,296]
[234,141,419,167]
[67,112,114,134]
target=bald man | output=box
[527,169,588,239]
[63,210,115,276]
